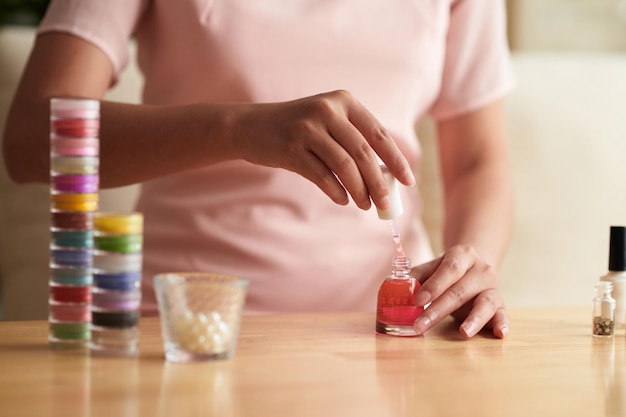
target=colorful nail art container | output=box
[91,327,139,350]
[52,174,99,193]
[90,212,143,356]
[49,97,99,120]
[92,288,141,311]
[49,322,90,341]
[49,301,91,322]
[49,98,99,349]
[51,230,94,248]
[51,211,94,230]
[94,212,144,235]
[92,311,140,329]
[93,272,141,291]
[51,193,99,212]
[51,156,99,175]
[51,248,94,267]
[52,118,100,137]
[51,265,92,286]
[93,252,142,273]
[50,137,99,157]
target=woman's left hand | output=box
[410,244,509,339]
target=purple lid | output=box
[92,288,141,311]
[52,174,99,193]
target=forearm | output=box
[437,99,513,268]
[4,98,239,188]
[99,101,239,187]
[442,160,513,268]
[4,33,414,207]
[3,32,238,188]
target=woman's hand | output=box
[413,99,513,339]
[411,244,509,339]
[230,90,415,212]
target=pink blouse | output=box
[40,0,515,314]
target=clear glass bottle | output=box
[600,226,626,328]
[376,256,424,337]
[593,281,616,337]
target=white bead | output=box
[171,309,232,354]
[217,321,230,337]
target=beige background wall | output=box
[507,0,626,52]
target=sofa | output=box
[2,26,626,320]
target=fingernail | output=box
[379,195,390,210]
[498,325,509,339]
[461,320,477,337]
[413,315,431,335]
[414,290,431,307]
[403,168,416,187]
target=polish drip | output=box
[390,218,406,259]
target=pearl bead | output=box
[170,310,231,354]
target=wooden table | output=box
[0,307,622,417]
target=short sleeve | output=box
[38,0,148,78]
[429,0,515,121]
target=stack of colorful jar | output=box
[49,98,100,348]
[91,212,143,356]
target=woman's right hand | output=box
[230,90,415,212]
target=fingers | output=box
[411,245,508,338]
[302,90,414,211]
[488,306,509,339]
[344,94,415,187]
[295,150,350,206]
[459,290,508,339]
[240,90,413,211]
[413,245,477,308]
[311,117,378,210]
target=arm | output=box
[412,99,513,338]
[3,32,415,211]
[3,33,238,187]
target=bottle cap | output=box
[595,281,613,292]
[376,165,404,220]
[609,226,626,271]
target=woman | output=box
[3,0,514,338]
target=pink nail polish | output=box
[376,255,424,337]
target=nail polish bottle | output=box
[600,226,626,328]
[375,164,422,336]
[376,255,423,336]
[592,281,616,337]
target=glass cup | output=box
[154,273,248,363]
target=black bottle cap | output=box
[609,226,626,271]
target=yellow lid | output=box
[94,212,143,234]
[51,193,98,211]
